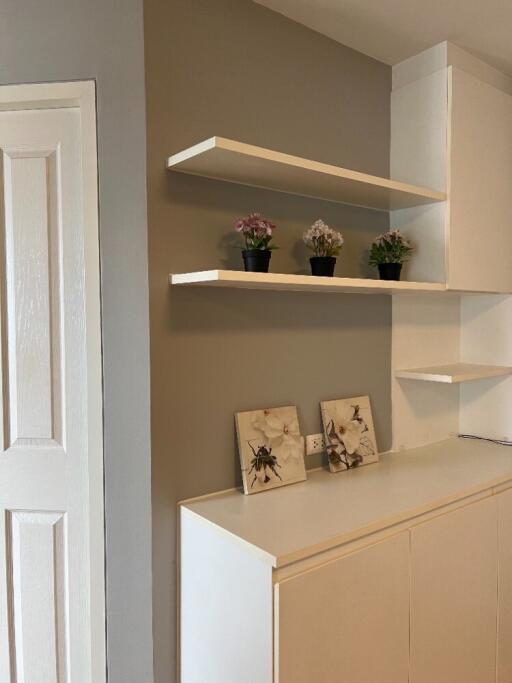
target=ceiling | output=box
[254,0,512,74]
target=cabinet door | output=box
[275,533,409,683]
[497,488,512,682]
[449,67,512,292]
[410,497,498,683]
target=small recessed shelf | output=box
[395,363,512,384]
[169,270,447,295]
[166,137,446,211]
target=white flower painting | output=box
[236,406,307,495]
[321,396,379,473]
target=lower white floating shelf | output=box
[395,363,512,384]
[169,269,447,295]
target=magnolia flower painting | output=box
[235,406,307,495]
[321,396,379,473]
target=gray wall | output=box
[144,1,391,681]
[0,3,153,682]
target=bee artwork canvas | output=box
[320,395,379,473]
[235,405,307,495]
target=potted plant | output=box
[235,213,277,272]
[303,219,344,277]
[368,229,413,281]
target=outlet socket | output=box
[305,433,326,456]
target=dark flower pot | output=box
[242,249,271,273]
[378,263,402,281]
[310,256,336,277]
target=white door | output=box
[410,497,498,683]
[448,67,512,293]
[275,533,410,683]
[0,83,105,682]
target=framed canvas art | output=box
[235,405,307,495]
[320,395,379,473]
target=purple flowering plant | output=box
[235,213,277,251]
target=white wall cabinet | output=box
[410,497,498,683]
[392,49,512,293]
[275,533,410,683]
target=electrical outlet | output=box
[305,433,326,456]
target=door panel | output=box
[0,93,103,682]
[410,497,498,683]
[497,489,512,682]
[2,148,63,448]
[8,511,67,683]
[448,67,512,292]
[275,533,410,683]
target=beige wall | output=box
[144,1,391,680]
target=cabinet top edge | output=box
[180,438,512,567]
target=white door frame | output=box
[0,80,105,681]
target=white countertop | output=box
[181,438,512,568]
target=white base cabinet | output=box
[180,442,512,683]
[181,496,510,683]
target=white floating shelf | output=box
[395,363,512,384]
[169,270,447,295]
[167,137,446,211]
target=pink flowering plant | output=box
[303,219,344,257]
[369,229,413,265]
[235,213,277,251]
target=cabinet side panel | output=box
[180,508,273,683]
[497,489,512,683]
[448,67,512,293]
[392,294,460,450]
[460,294,512,440]
[391,68,447,191]
[410,497,498,683]
[391,67,447,284]
[275,533,410,683]
[392,43,448,90]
